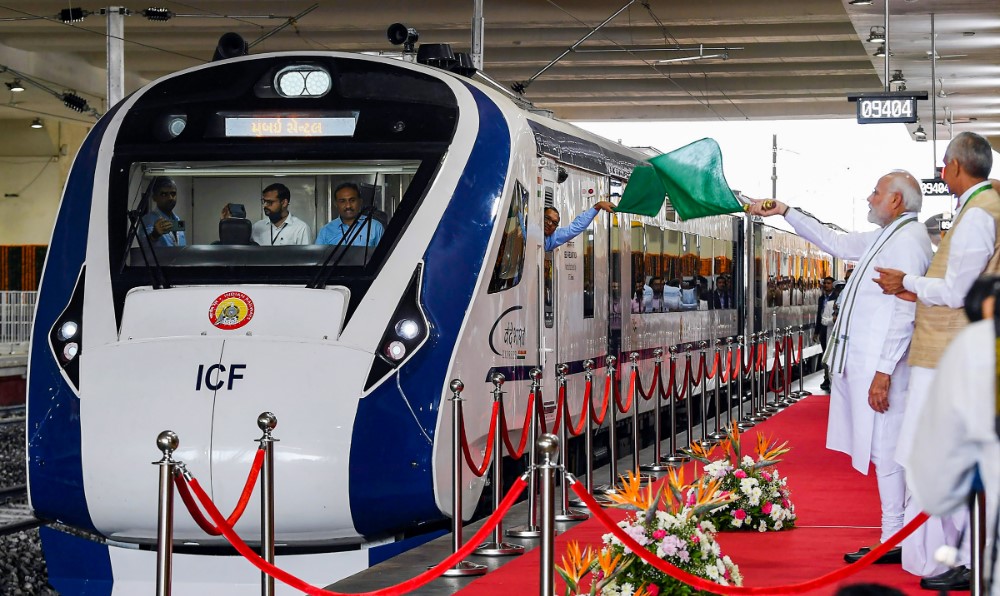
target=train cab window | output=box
[488,181,528,294]
[117,160,423,282]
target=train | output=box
[26,39,838,594]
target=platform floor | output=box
[326,371,829,595]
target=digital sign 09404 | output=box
[856,96,919,124]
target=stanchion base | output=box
[789,390,810,398]
[506,525,543,539]
[736,421,755,431]
[569,493,611,509]
[764,404,781,413]
[555,509,589,522]
[436,560,489,576]
[707,431,728,440]
[660,453,690,464]
[751,410,772,420]
[639,461,678,472]
[696,438,718,448]
[475,541,525,556]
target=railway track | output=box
[0,484,44,536]
[0,404,26,426]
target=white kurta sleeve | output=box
[902,207,996,308]
[784,209,877,261]
[873,231,927,374]
[905,322,990,513]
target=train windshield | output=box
[116,159,426,285]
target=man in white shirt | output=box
[750,170,933,568]
[252,183,313,246]
[904,281,1000,595]
[875,132,1000,589]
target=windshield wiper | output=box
[308,206,378,289]
[121,206,170,289]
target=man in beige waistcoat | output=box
[875,131,1000,591]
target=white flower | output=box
[758,520,767,532]
[700,520,717,533]
[705,564,720,580]
[732,516,743,528]
[742,455,755,467]
[775,520,783,530]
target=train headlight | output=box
[62,342,79,362]
[365,264,429,390]
[57,320,79,341]
[385,341,407,361]
[275,66,332,98]
[167,115,187,138]
[395,319,420,340]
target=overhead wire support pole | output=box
[105,6,126,108]
[247,3,319,49]
[883,0,890,92]
[513,0,636,93]
[472,0,485,71]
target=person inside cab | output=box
[252,183,313,246]
[316,182,384,247]
[141,176,185,247]
[543,199,615,252]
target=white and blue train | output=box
[26,42,835,593]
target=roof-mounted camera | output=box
[387,23,419,53]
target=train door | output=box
[539,166,558,377]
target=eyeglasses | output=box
[544,217,560,226]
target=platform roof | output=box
[0,0,996,145]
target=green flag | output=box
[617,138,744,221]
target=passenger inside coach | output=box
[316,182,384,247]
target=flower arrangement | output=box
[684,423,796,532]
[557,470,743,596]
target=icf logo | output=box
[209,291,254,330]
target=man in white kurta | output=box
[905,316,1000,594]
[750,170,933,560]
[875,134,1000,584]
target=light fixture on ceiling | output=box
[914,125,927,141]
[867,26,886,44]
[873,44,889,58]
[849,0,873,5]
[890,70,906,91]
[30,118,43,129]
[6,79,24,93]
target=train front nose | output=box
[81,286,375,544]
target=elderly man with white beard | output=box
[748,170,932,565]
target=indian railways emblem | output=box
[209,291,254,330]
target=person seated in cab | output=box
[316,182,384,247]
[252,183,312,246]
[142,176,185,247]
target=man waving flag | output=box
[617,138,745,220]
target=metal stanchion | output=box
[971,489,987,596]
[662,346,690,464]
[597,355,620,494]
[708,339,727,440]
[554,363,587,522]
[723,337,735,429]
[682,345,695,448]
[476,373,524,556]
[763,329,783,412]
[697,341,715,446]
[508,368,544,538]
[735,335,753,431]
[628,352,642,472]
[154,430,179,596]
[569,360,598,509]
[537,434,560,596]
[778,326,795,406]
[438,379,487,575]
[257,413,278,596]
[749,332,770,422]
[640,348,673,472]
[789,325,810,399]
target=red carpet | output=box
[457,396,925,595]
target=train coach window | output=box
[488,181,528,294]
[582,229,594,318]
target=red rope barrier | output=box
[459,402,498,478]
[741,343,755,375]
[500,392,534,459]
[634,361,660,401]
[615,370,634,413]
[569,481,930,595]
[534,388,549,434]
[174,449,265,536]
[566,379,590,437]
[704,350,721,380]
[768,346,785,393]
[547,385,564,437]
[591,374,612,424]
[673,358,690,400]
[183,473,528,596]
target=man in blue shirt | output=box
[316,182,384,247]
[543,199,615,252]
[141,176,185,247]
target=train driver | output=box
[252,183,313,246]
[316,182,384,247]
[543,199,616,252]
[141,176,186,247]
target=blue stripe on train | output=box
[349,85,511,536]
[27,107,120,532]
